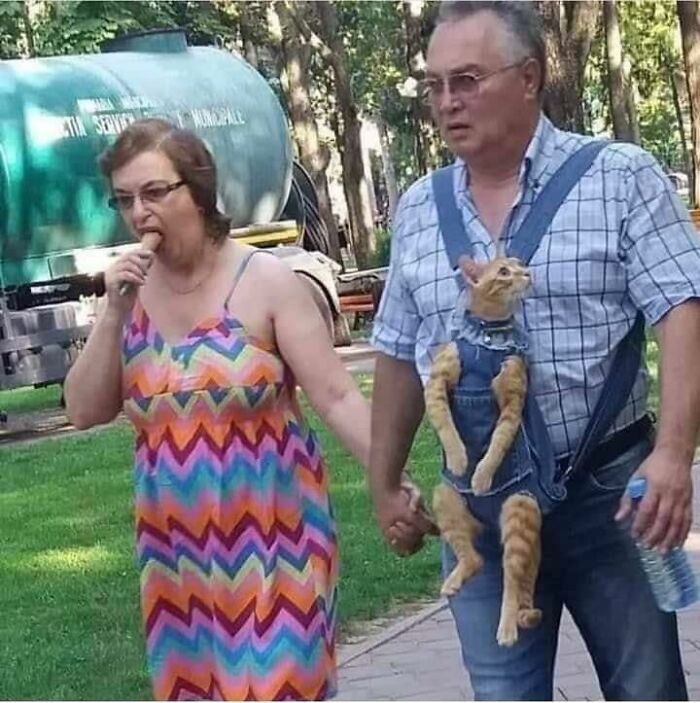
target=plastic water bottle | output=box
[626,477,699,612]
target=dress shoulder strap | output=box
[224,248,265,309]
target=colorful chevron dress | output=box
[121,267,338,700]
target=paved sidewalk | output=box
[337,464,700,701]
[336,341,376,375]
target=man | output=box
[368,1,700,700]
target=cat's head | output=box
[459,257,531,319]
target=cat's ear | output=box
[458,257,482,286]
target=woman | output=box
[64,119,431,701]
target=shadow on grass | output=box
[0,426,150,700]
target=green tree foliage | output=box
[22,1,238,58]
[586,1,689,171]
[31,1,174,55]
[621,1,688,170]
[333,1,439,189]
[334,1,405,115]
[0,2,26,59]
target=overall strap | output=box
[508,140,608,264]
[501,139,641,476]
[565,311,646,477]
[224,248,265,309]
[432,165,473,273]
[431,140,609,273]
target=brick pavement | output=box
[337,464,700,701]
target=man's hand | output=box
[374,486,437,557]
[368,354,435,556]
[400,469,437,521]
[615,447,694,553]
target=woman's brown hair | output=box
[99,118,231,242]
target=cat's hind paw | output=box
[439,555,483,596]
[518,608,542,629]
[496,619,519,647]
[440,573,463,597]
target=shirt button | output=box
[553,484,567,500]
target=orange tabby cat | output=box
[425,257,542,647]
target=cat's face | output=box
[459,257,531,310]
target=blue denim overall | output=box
[443,313,566,526]
[432,140,644,522]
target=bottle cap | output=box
[627,477,647,500]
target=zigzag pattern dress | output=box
[121,274,338,700]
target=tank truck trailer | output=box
[0,29,372,420]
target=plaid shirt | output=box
[372,115,700,457]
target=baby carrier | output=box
[431,141,646,526]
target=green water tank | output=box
[0,29,293,288]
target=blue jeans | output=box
[443,438,688,701]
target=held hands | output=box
[615,446,694,554]
[375,469,439,557]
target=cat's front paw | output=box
[471,463,493,494]
[446,444,468,476]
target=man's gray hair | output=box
[436,1,546,94]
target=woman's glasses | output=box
[108,180,186,211]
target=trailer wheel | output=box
[333,313,352,347]
[297,275,334,341]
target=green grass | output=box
[0,427,150,699]
[350,324,371,341]
[0,381,442,700]
[0,384,62,414]
[646,334,660,414]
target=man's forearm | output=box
[654,300,700,463]
[369,354,425,496]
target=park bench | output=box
[339,292,375,314]
[691,208,700,230]
[339,292,375,330]
[337,271,387,331]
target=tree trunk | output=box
[375,114,400,219]
[622,57,641,144]
[402,0,433,175]
[604,0,636,142]
[314,1,375,268]
[239,2,259,69]
[540,1,568,128]
[22,0,34,58]
[539,1,600,132]
[670,63,692,174]
[273,2,341,261]
[677,0,700,207]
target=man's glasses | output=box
[108,180,186,211]
[419,61,526,104]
